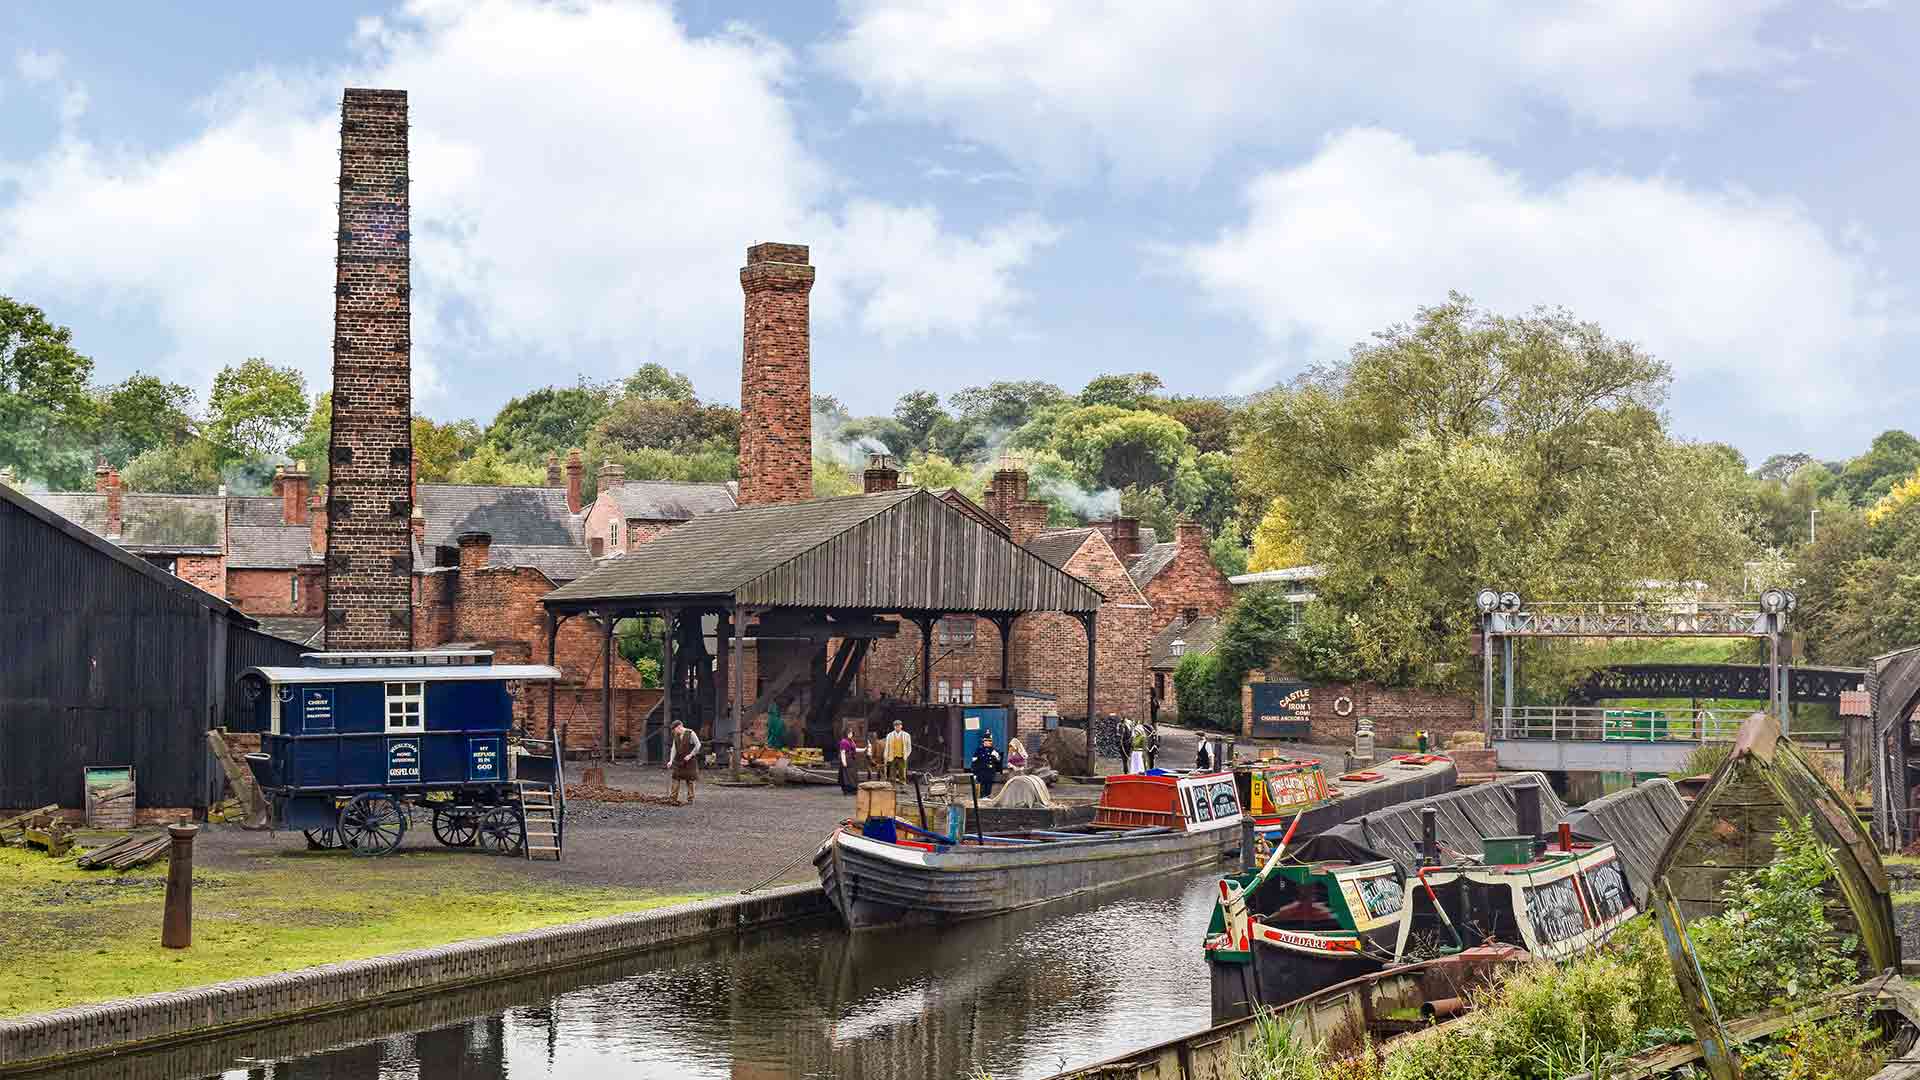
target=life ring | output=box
[1333,696,1354,717]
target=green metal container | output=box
[1481,836,1534,865]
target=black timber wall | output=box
[0,497,220,810]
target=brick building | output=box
[29,463,227,598]
[225,463,327,646]
[1125,519,1237,635]
[580,462,736,555]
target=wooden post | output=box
[714,609,729,742]
[997,614,1014,692]
[731,606,746,777]
[601,615,614,764]
[545,612,560,744]
[1082,612,1098,775]
[661,609,676,766]
[161,823,197,948]
[919,615,934,705]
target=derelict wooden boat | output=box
[814,771,1245,930]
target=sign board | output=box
[1176,772,1242,832]
[303,687,335,733]
[387,739,421,784]
[469,738,502,782]
[1250,682,1311,739]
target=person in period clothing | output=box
[837,727,859,795]
[669,720,701,804]
[1145,721,1160,771]
[1127,721,1148,775]
[867,734,885,781]
[970,732,1004,799]
[1005,735,1029,774]
[884,719,912,784]
[1195,738,1213,773]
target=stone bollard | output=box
[162,823,198,949]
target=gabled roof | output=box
[30,491,225,553]
[228,496,292,528]
[228,524,316,569]
[1,483,250,622]
[1150,615,1219,669]
[487,543,594,584]
[546,488,1102,614]
[1026,528,1093,569]
[933,488,1009,536]
[608,481,736,521]
[416,483,582,550]
[1128,541,1178,588]
[254,615,325,646]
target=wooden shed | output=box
[0,481,302,815]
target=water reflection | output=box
[48,867,1223,1080]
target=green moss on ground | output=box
[0,844,701,1017]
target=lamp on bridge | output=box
[1760,589,1797,615]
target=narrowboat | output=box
[814,770,1245,930]
[1235,753,1457,844]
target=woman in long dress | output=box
[836,728,859,795]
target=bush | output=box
[1174,651,1240,731]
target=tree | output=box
[904,452,982,496]
[837,416,915,460]
[96,373,197,467]
[1755,452,1817,483]
[928,414,989,464]
[119,439,222,493]
[1160,397,1237,455]
[412,416,482,482]
[1173,652,1238,731]
[206,359,308,462]
[620,362,695,403]
[1078,372,1163,410]
[484,381,617,463]
[447,444,544,487]
[1247,499,1307,572]
[1836,430,1920,507]
[1170,450,1236,535]
[287,393,332,486]
[1235,294,1750,689]
[812,457,861,497]
[892,391,948,454]
[1050,405,1190,491]
[593,397,739,455]
[0,296,97,487]
[950,379,1067,433]
[1209,533,1250,578]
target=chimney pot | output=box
[94,458,112,494]
[410,506,427,547]
[565,449,584,513]
[863,453,900,494]
[598,460,625,492]
[546,452,563,489]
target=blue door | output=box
[961,706,1008,767]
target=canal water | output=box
[50,867,1225,1080]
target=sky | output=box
[1,0,1915,462]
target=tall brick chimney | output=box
[1095,516,1141,560]
[565,448,583,513]
[739,242,815,505]
[598,461,625,493]
[546,452,563,489]
[323,87,414,650]
[281,461,311,525]
[94,458,111,494]
[863,453,899,494]
[97,461,123,538]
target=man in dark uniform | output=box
[970,733,1005,799]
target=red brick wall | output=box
[861,615,1005,705]
[1009,533,1152,721]
[176,554,226,599]
[988,689,1059,743]
[227,568,323,615]
[1240,673,1477,747]
[324,88,413,650]
[1140,522,1235,635]
[738,242,814,505]
[583,493,622,553]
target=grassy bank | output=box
[0,842,702,1017]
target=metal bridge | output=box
[1477,593,1816,773]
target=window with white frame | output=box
[937,679,951,704]
[609,520,618,548]
[959,679,975,704]
[290,575,299,606]
[937,616,976,646]
[385,681,425,732]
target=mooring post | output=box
[1420,806,1438,868]
[1240,817,1256,872]
[161,822,198,949]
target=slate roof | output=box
[608,481,735,521]
[1128,541,1179,588]
[254,616,325,647]
[415,483,582,549]
[30,492,225,553]
[227,497,291,528]
[228,525,315,569]
[2,483,247,620]
[1150,615,1219,670]
[487,543,594,584]
[1026,528,1093,570]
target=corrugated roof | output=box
[1150,615,1219,669]
[30,492,225,552]
[1128,541,1178,588]
[228,525,315,568]
[416,483,581,550]
[547,488,1103,613]
[609,481,736,521]
[1026,528,1092,569]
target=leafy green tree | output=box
[286,392,332,486]
[206,358,308,462]
[620,362,695,402]
[1247,499,1307,571]
[1078,372,1163,410]
[484,380,617,463]
[837,416,914,460]
[1208,533,1250,579]
[1050,405,1190,491]
[928,414,989,464]
[1236,294,1750,689]
[950,379,1067,433]
[412,416,482,482]
[1835,429,1920,506]
[813,457,861,497]
[119,439,221,493]
[0,296,98,487]
[447,444,544,486]
[96,374,197,467]
[1160,397,1237,455]
[1172,652,1238,731]
[904,452,982,497]
[1120,485,1175,540]
[593,397,739,455]
[891,390,948,454]
[1170,449,1235,535]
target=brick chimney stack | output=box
[94,458,111,494]
[598,461,625,493]
[738,242,815,505]
[565,449,583,513]
[546,452,563,489]
[310,485,328,559]
[1095,516,1141,560]
[985,464,1030,526]
[98,461,124,538]
[323,87,414,650]
[1175,519,1207,551]
[589,536,605,558]
[863,453,900,494]
[1008,501,1050,547]
[281,461,311,525]
[456,531,491,573]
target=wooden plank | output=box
[0,804,59,832]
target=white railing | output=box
[1493,706,1749,744]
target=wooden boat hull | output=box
[814,825,1238,930]
[1212,928,1391,1022]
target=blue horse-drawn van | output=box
[238,650,565,858]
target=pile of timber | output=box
[76,831,170,871]
[0,804,59,847]
[1,805,74,855]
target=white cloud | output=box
[1176,129,1893,418]
[15,49,64,83]
[824,0,1792,183]
[0,0,1051,411]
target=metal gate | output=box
[1249,681,1312,740]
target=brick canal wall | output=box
[0,884,830,1074]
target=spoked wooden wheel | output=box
[302,828,344,850]
[338,793,407,856]
[476,805,525,856]
[432,806,480,847]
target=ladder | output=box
[519,782,562,860]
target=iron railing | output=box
[1489,603,1773,638]
[1493,705,1748,743]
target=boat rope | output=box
[742,832,831,894]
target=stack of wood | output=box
[0,804,59,847]
[76,831,170,871]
